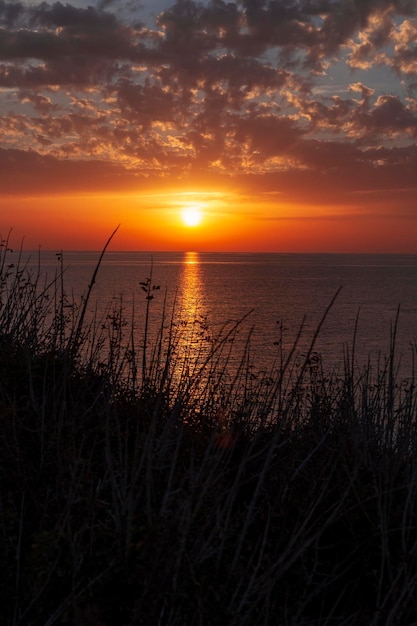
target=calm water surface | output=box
[23,251,417,374]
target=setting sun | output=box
[181,207,203,227]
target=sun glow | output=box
[181,206,203,227]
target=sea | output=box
[18,251,417,378]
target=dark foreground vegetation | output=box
[2,233,417,625]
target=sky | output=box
[1,0,417,251]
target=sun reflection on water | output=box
[176,251,210,379]
[181,251,202,310]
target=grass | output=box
[2,233,417,625]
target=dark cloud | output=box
[363,95,417,136]
[0,0,25,27]
[0,58,123,88]
[0,146,159,194]
[0,1,148,65]
[116,78,178,128]
[232,112,303,159]
[30,1,117,28]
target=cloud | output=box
[0,146,163,194]
[0,0,416,202]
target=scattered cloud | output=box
[0,0,416,202]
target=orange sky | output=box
[4,186,417,253]
[1,1,417,252]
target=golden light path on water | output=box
[175,251,251,414]
[175,251,208,380]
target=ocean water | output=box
[21,251,417,375]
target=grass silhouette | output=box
[1,233,417,625]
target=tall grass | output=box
[1,233,417,625]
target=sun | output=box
[181,206,203,227]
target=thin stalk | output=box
[70,224,120,357]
